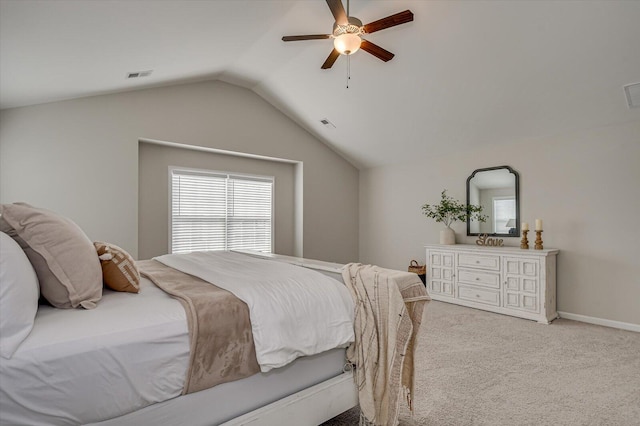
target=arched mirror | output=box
[467,166,520,237]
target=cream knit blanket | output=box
[342,264,430,426]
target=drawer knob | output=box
[476,261,480,264]
[476,277,480,281]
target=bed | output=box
[0,259,357,425]
[0,203,428,426]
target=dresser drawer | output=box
[458,285,500,306]
[457,269,500,289]
[458,253,500,271]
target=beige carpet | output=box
[321,301,640,426]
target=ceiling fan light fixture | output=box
[281,3,414,69]
[334,33,361,55]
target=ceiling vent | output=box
[623,83,640,108]
[126,70,153,79]
[320,118,336,128]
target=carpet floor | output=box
[321,301,640,426]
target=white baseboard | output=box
[557,311,640,333]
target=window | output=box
[170,168,273,254]
[493,197,516,233]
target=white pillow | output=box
[0,231,40,359]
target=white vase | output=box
[440,227,456,245]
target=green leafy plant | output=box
[421,190,487,228]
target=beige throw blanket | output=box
[342,263,430,426]
[138,260,260,394]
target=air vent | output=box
[320,118,336,128]
[623,83,640,108]
[126,70,153,79]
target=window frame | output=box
[168,166,274,254]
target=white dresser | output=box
[425,244,559,324]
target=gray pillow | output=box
[0,203,102,309]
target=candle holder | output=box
[520,230,529,249]
[534,230,543,250]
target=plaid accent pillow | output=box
[94,242,140,293]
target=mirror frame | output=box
[466,165,520,237]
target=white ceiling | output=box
[1,0,639,169]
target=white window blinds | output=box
[171,168,273,254]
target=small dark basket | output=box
[408,260,427,286]
[408,259,426,275]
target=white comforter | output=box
[154,251,355,372]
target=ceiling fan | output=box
[282,0,414,69]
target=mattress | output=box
[0,278,190,426]
[89,348,347,426]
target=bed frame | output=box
[223,371,357,426]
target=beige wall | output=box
[0,80,359,263]
[138,141,296,260]
[359,120,640,325]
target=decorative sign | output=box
[476,233,504,247]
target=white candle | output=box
[535,219,543,231]
[522,222,529,231]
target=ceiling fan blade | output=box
[326,0,348,25]
[360,40,394,62]
[321,49,341,69]
[282,34,331,42]
[363,10,414,34]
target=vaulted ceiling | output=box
[1,0,639,168]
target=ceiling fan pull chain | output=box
[347,55,351,89]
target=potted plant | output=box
[421,190,487,245]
